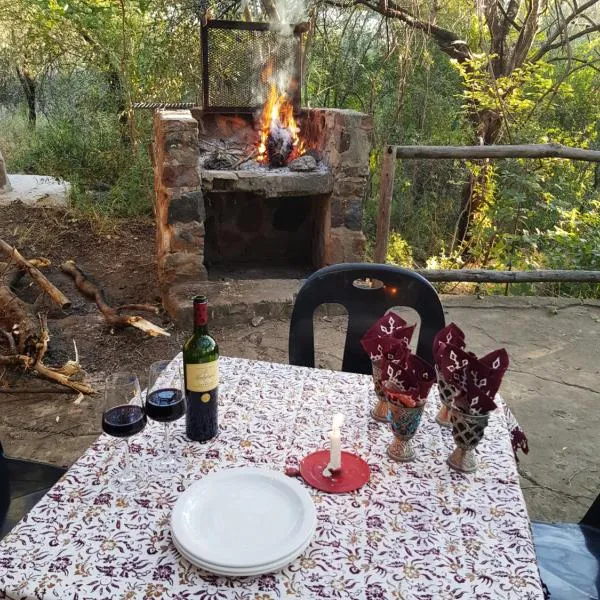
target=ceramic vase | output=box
[386,396,425,462]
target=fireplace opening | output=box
[203,192,330,280]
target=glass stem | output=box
[164,422,171,460]
[122,439,132,478]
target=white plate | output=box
[171,467,316,569]
[172,528,314,577]
[170,516,315,569]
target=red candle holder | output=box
[299,450,370,493]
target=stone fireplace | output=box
[152,106,373,321]
[150,16,371,322]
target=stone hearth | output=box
[152,107,373,323]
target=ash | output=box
[237,160,329,174]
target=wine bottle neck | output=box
[193,301,209,333]
[194,323,209,335]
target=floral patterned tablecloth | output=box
[0,356,543,600]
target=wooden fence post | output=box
[374,145,396,263]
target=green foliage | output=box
[1,0,599,298]
[386,232,413,267]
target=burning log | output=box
[267,123,294,168]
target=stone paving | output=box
[0,295,598,523]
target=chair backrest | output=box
[289,263,446,374]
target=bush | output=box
[1,106,153,218]
[386,232,414,267]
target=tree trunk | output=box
[0,149,10,192]
[456,110,504,246]
[16,67,36,127]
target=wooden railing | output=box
[374,143,600,283]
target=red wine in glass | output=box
[102,405,147,438]
[146,388,185,423]
[146,360,185,474]
[102,372,145,492]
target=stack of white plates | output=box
[171,467,317,577]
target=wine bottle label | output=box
[186,361,219,393]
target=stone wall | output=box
[302,108,373,264]
[153,111,208,289]
[153,107,373,300]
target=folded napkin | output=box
[360,311,415,364]
[382,351,435,408]
[435,341,509,415]
[433,323,528,457]
[433,322,466,351]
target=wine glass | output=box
[102,372,146,491]
[145,360,185,473]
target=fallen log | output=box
[0,239,71,309]
[60,260,169,337]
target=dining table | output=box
[0,355,544,599]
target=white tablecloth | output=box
[0,356,544,599]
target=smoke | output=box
[269,0,308,29]
[240,0,308,26]
[245,0,308,107]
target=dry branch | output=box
[60,260,169,337]
[0,315,94,394]
[0,239,71,308]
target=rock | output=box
[167,191,205,224]
[288,155,317,172]
[251,316,264,327]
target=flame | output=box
[256,83,305,165]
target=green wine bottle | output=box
[183,295,219,441]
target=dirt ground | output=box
[1,204,599,524]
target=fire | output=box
[256,83,305,166]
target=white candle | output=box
[329,413,344,471]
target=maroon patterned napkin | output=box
[433,323,466,352]
[432,322,528,457]
[382,351,435,408]
[434,341,509,415]
[360,311,415,364]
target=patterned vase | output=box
[447,408,489,473]
[386,400,425,462]
[371,362,388,423]
[435,366,455,428]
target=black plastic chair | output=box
[532,494,600,599]
[289,263,446,374]
[0,442,66,539]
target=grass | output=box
[0,107,154,219]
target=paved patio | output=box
[0,295,598,522]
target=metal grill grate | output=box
[201,20,305,113]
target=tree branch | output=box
[533,0,600,60]
[536,21,600,58]
[324,0,473,61]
